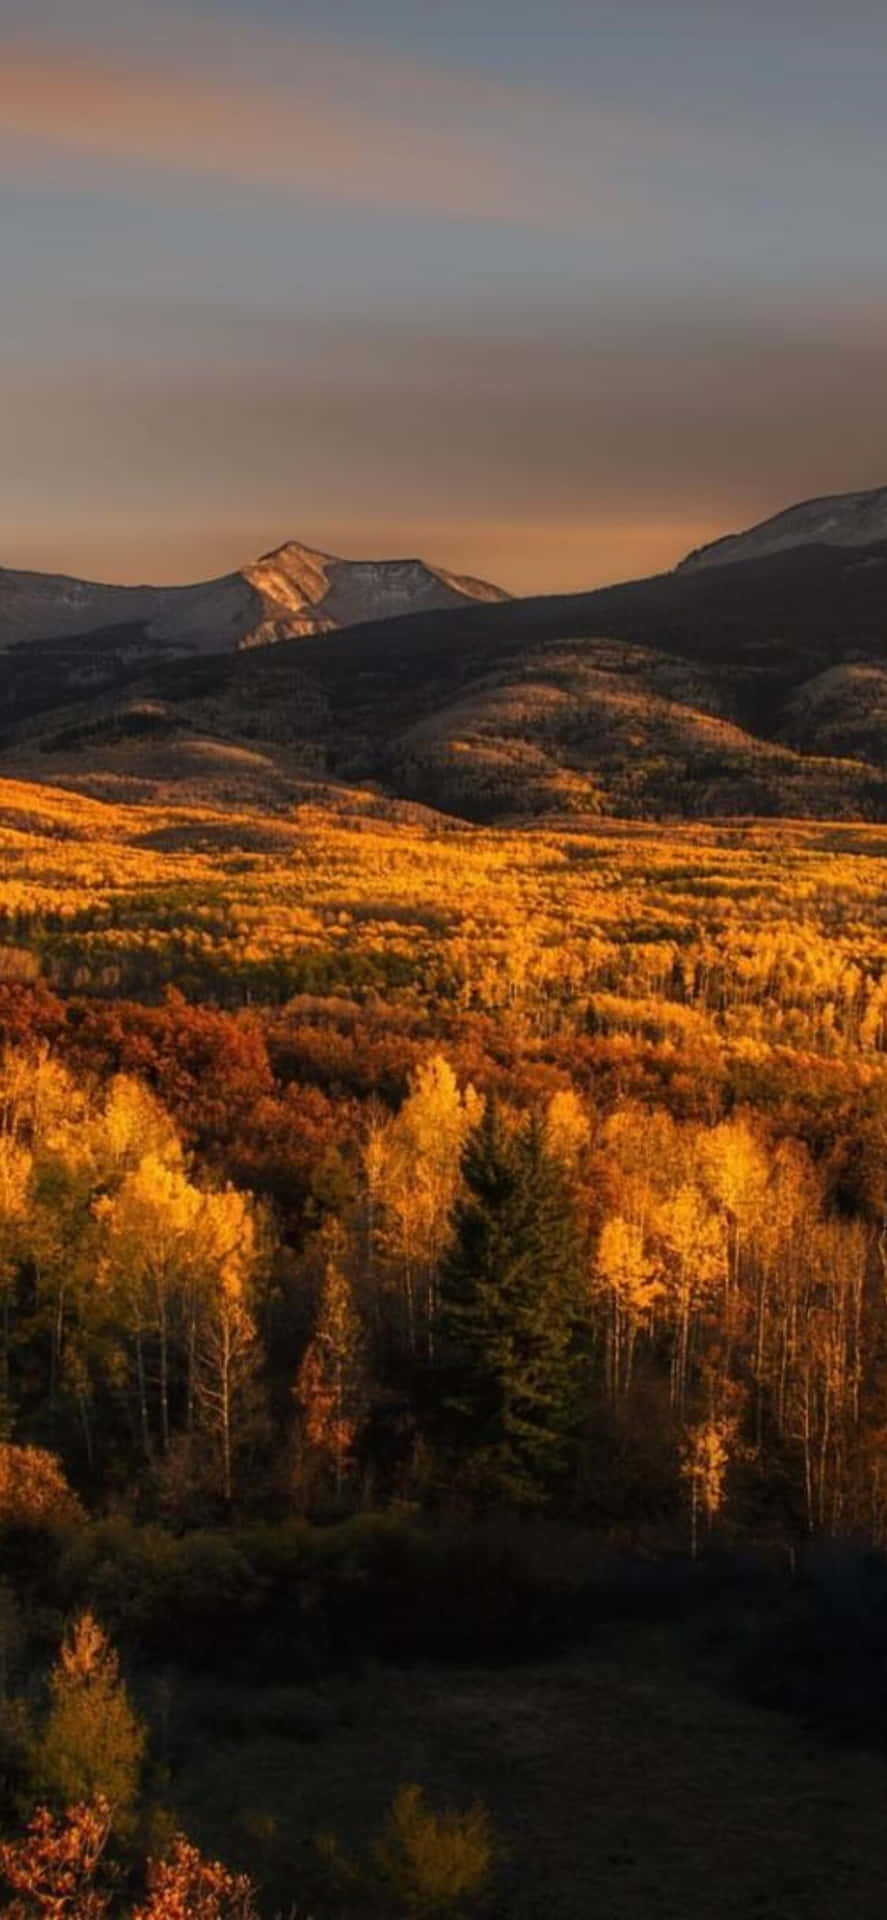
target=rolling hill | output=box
[4,489,887,823]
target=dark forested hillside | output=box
[5,537,887,822]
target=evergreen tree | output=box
[437,1104,586,1505]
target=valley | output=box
[4,489,887,1916]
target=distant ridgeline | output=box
[2,489,887,821]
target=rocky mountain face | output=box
[679,485,887,572]
[0,540,507,656]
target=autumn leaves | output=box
[0,1052,266,1509]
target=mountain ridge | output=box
[5,485,887,824]
[678,483,887,573]
[0,538,508,656]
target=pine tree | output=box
[438,1104,586,1505]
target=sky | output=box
[2,0,887,594]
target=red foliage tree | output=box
[0,1799,112,1919]
[133,1836,259,1920]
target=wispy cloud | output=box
[2,7,799,238]
[4,6,886,592]
[3,7,881,247]
[0,20,662,231]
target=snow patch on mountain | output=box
[0,541,508,655]
[679,486,887,573]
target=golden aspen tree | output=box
[655,1181,727,1417]
[594,1214,664,1400]
[0,1048,85,1153]
[29,1116,103,1448]
[192,1186,265,1507]
[680,1416,737,1558]
[791,1216,869,1532]
[367,1054,481,1355]
[94,1152,204,1460]
[543,1087,593,1173]
[0,1135,32,1409]
[699,1118,769,1270]
[30,1614,145,1832]
[750,1139,822,1445]
[97,1075,180,1179]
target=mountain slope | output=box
[679,484,887,572]
[9,535,887,823]
[6,488,887,825]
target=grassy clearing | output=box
[160,1619,887,1918]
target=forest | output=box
[4,779,887,1913]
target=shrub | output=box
[0,1446,84,1534]
[320,1783,495,1918]
[374,1784,494,1917]
[0,1797,113,1919]
[133,1835,259,1920]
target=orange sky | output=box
[3,4,887,595]
[0,513,732,596]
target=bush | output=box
[319,1783,495,1918]
[0,1445,84,1533]
[374,1784,494,1917]
[0,1798,113,1919]
[57,1523,266,1666]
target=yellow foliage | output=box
[31,1613,146,1828]
[544,1087,593,1170]
[373,1784,494,1917]
[0,1444,83,1530]
[4,780,887,1063]
[596,1215,664,1323]
[99,1076,180,1175]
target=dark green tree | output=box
[437,1103,587,1505]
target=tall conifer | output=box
[438,1104,586,1504]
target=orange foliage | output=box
[0,1807,259,1920]
[0,1445,83,1531]
[133,1837,259,1920]
[0,1799,111,1919]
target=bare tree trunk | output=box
[135,1332,151,1460]
[157,1286,170,1455]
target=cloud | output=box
[0,8,818,237]
[4,9,887,592]
[0,20,672,231]
[5,284,887,591]
[3,7,883,260]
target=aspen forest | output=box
[2,774,887,1914]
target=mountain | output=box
[0,540,507,655]
[8,531,887,824]
[679,484,887,572]
[6,486,887,824]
